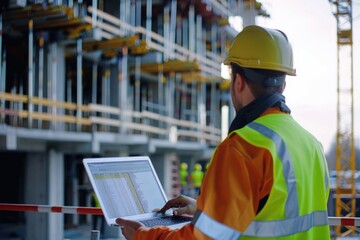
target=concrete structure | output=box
[0,0,267,239]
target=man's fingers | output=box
[159,198,181,213]
[116,217,127,226]
[173,206,189,216]
[116,218,138,228]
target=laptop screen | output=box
[87,158,167,218]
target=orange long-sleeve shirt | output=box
[134,109,280,240]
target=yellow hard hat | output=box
[194,163,202,171]
[223,25,296,76]
[180,162,188,170]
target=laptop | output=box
[83,156,192,228]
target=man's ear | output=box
[235,73,246,92]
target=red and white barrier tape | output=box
[0,203,102,215]
[0,203,359,227]
[328,217,360,227]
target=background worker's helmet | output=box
[223,25,296,76]
[180,162,188,170]
[194,163,202,171]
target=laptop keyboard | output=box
[140,215,192,227]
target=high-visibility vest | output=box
[179,169,188,186]
[92,193,101,208]
[194,114,330,239]
[192,169,204,187]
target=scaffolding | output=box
[328,0,356,237]
[0,1,268,238]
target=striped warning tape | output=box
[328,217,360,227]
[0,203,102,215]
[0,203,359,226]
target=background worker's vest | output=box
[179,169,188,186]
[237,114,330,239]
[192,169,204,187]
[92,193,101,208]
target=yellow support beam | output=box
[4,3,91,38]
[140,60,200,74]
[129,39,148,55]
[180,72,223,84]
[82,35,138,52]
[4,4,73,22]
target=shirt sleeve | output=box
[195,133,273,233]
[135,224,212,240]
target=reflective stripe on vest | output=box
[244,211,328,237]
[192,210,242,240]
[192,210,329,239]
[248,122,299,218]
[193,120,328,239]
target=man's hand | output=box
[159,195,197,216]
[116,218,145,240]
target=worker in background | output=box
[91,190,104,234]
[116,25,330,239]
[179,162,189,195]
[191,163,204,197]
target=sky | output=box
[255,0,360,154]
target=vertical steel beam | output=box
[135,57,141,112]
[28,19,34,128]
[38,34,44,128]
[50,43,57,130]
[135,0,141,113]
[119,47,128,133]
[76,38,83,130]
[188,4,195,60]
[182,18,188,49]
[211,23,217,54]
[136,0,142,27]
[146,0,152,43]
[199,83,206,143]
[169,0,177,59]
[190,82,196,122]
[163,4,170,61]
[181,82,187,121]
[196,15,202,56]
[92,0,98,27]
[120,0,126,35]
[92,63,98,104]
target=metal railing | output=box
[0,92,222,145]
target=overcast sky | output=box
[256,0,360,153]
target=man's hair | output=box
[231,63,285,97]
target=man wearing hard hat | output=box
[191,163,204,197]
[179,162,189,195]
[116,25,330,239]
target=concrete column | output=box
[24,150,64,240]
[163,153,179,198]
[48,149,64,240]
[25,153,48,240]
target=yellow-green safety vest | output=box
[194,114,330,239]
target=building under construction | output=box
[0,0,268,239]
